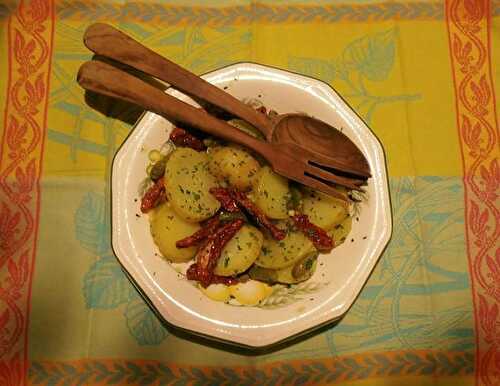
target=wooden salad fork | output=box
[83,23,371,181]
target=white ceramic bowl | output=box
[111,63,392,347]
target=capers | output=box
[149,158,166,181]
[148,149,162,163]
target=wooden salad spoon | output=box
[83,23,371,181]
[77,60,364,199]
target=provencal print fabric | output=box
[0,0,498,385]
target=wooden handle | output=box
[77,61,273,158]
[83,23,274,139]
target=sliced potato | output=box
[249,253,318,284]
[214,225,263,276]
[302,189,349,231]
[255,227,315,269]
[329,215,352,247]
[149,202,200,263]
[252,166,290,219]
[164,147,220,222]
[208,146,260,190]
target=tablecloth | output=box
[0,0,499,385]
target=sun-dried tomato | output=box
[170,127,206,151]
[231,190,286,240]
[257,106,267,114]
[292,214,333,252]
[186,264,239,286]
[210,188,285,240]
[140,178,165,213]
[176,216,220,248]
[209,187,239,212]
[186,219,244,287]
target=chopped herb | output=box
[224,257,229,267]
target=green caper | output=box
[149,158,166,181]
[148,149,162,163]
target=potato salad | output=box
[140,109,353,306]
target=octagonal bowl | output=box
[111,62,392,348]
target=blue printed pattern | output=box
[325,176,473,355]
[288,28,420,124]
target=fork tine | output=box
[299,174,350,200]
[304,163,366,191]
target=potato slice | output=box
[214,225,263,276]
[255,227,315,269]
[329,215,352,247]
[149,202,200,263]
[164,147,220,222]
[302,188,349,230]
[208,146,260,190]
[252,166,290,219]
